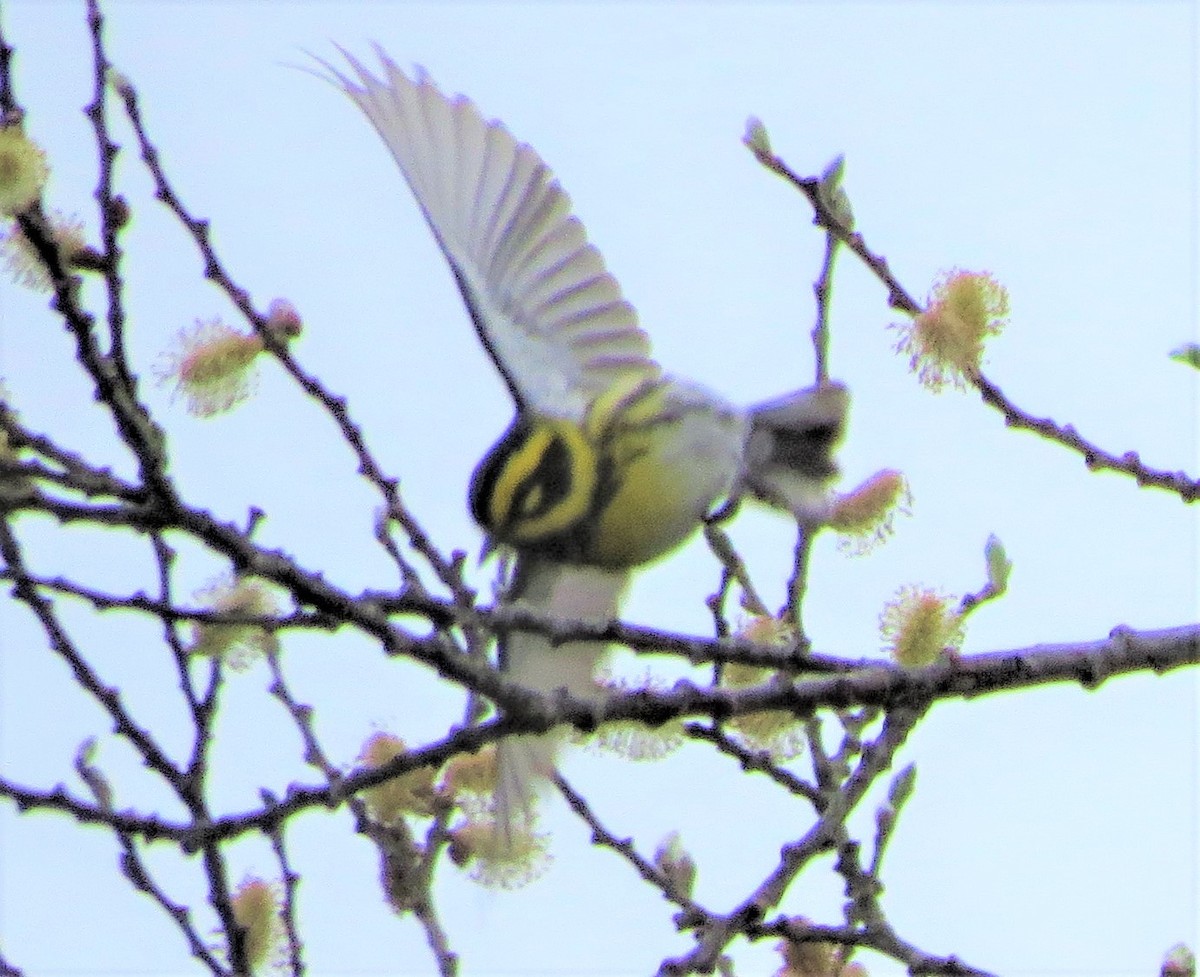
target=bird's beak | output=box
[477,533,500,566]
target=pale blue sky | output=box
[0,3,1196,976]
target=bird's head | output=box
[469,416,600,553]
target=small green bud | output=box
[818,154,854,229]
[984,534,1012,595]
[742,116,773,158]
[654,831,696,900]
[1169,344,1200,370]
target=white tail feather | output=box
[494,561,628,840]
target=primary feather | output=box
[324,47,660,420]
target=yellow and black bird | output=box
[326,49,849,837]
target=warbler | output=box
[326,49,849,839]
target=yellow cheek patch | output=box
[487,425,555,530]
[520,483,545,516]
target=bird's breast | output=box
[585,378,748,568]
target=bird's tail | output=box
[741,381,850,520]
[495,559,628,842]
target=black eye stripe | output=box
[515,433,574,517]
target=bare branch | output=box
[973,369,1200,502]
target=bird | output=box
[324,48,849,842]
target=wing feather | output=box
[325,48,659,417]
[502,213,586,290]
[527,273,613,322]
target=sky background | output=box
[0,2,1197,976]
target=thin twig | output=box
[683,722,822,804]
[266,822,306,977]
[748,144,921,315]
[811,231,840,383]
[116,832,229,975]
[555,773,710,924]
[0,521,185,786]
[84,0,135,387]
[973,369,1200,502]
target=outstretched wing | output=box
[324,47,661,419]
